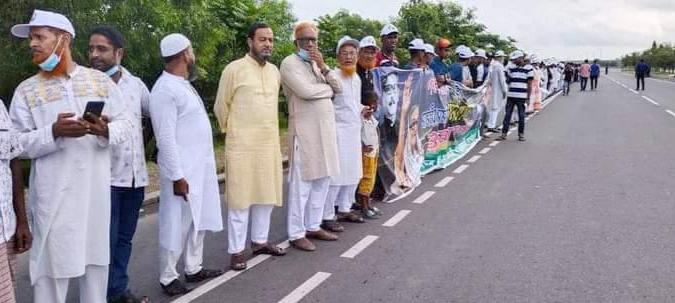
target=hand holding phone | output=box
[83,101,105,123]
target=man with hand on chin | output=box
[281,21,342,252]
[9,10,132,302]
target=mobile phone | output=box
[84,101,105,122]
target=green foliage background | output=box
[621,41,675,73]
[0,0,517,109]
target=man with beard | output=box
[214,22,286,272]
[376,24,399,67]
[281,21,342,251]
[321,36,366,233]
[9,10,132,301]
[150,33,224,296]
[88,26,150,303]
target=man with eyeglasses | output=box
[281,21,342,252]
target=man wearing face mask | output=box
[9,10,132,302]
[149,33,224,296]
[280,21,342,252]
[214,22,286,272]
[87,26,150,303]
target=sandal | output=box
[337,211,365,223]
[369,206,383,215]
[252,243,286,256]
[362,208,378,219]
[230,253,247,271]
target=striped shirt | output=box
[506,64,534,100]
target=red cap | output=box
[436,38,452,48]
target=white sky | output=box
[288,0,675,60]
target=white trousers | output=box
[287,139,331,241]
[227,205,274,254]
[159,202,205,286]
[323,184,358,220]
[33,265,108,303]
[487,107,501,129]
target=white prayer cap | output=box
[455,45,469,54]
[424,43,435,55]
[408,38,426,51]
[457,46,474,59]
[475,49,487,59]
[494,50,506,57]
[359,36,379,49]
[510,50,525,60]
[160,33,191,57]
[380,24,399,37]
[336,35,360,54]
[12,9,75,38]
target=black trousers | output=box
[580,77,588,90]
[502,98,526,135]
[590,76,598,90]
[636,76,645,90]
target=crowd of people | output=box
[0,9,573,303]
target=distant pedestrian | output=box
[605,65,608,75]
[573,64,579,82]
[563,64,573,96]
[579,59,590,91]
[590,60,600,90]
[635,59,649,91]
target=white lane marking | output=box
[278,272,332,303]
[629,88,639,94]
[434,176,454,188]
[479,147,491,154]
[382,209,412,227]
[666,110,675,118]
[412,191,435,204]
[489,141,500,147]
[467,155,481,163]
[172,241,290,303]
[507,129,514,135]
[641,96,659,106]
[453,164,469,174]
[340,235,379,259]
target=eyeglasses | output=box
[338,51,358,58]
[297,37,317,44]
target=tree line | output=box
[621,41,675,73]
[1,0,517,109]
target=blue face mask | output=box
[38,36,63,72]
[297,49,311,62]
[105,65,119,77]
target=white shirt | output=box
[330,70,363,186]
[111,67,150,188]
[361,115,379,157]
[150,71,223,252]
[10,66,131,283]
[0,101,21,243]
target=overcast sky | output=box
[288,0,675,60]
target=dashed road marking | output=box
[479,147,491,154]
[278,272,332,303]
[340,235,379,259]
[629,88,639,94]
[467,155,481,163]
[489,141,500,147]
[641,96,659,106]
[453,164,469,174]
[382,210,412,227]
[412,191,435,204]
[434,176,454,188]
[666,110,675,118]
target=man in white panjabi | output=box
[214,22,286,272]
[486,50,508,132]
[149,33,224,296]
[281,21,342,252]
[9,10,132,302]
[320,36,366,234]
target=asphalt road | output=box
[14,71,675,302]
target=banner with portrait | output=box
[373,67,490,202]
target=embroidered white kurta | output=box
[9,66,132,284]
[149,71,223,253]
[331,70,363,186]
[0,101,22,243]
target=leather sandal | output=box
[321,220,345,232]
[252,243,286,256]
[337,211,365,223]
[229,253,247,271]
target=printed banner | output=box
[373,67,490,202]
